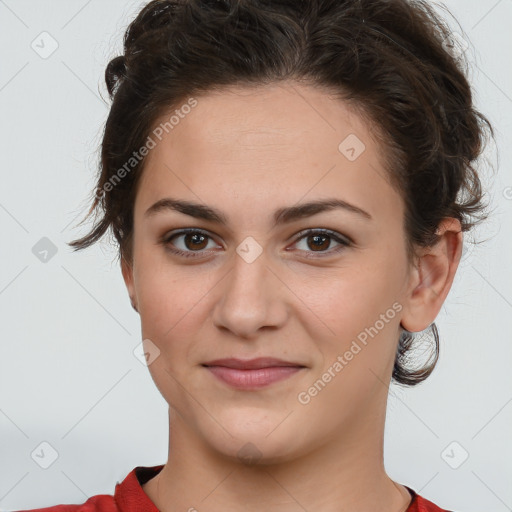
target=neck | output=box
[143,405,413,512]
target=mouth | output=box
[202,358,306,390]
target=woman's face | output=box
[122,81,425,462]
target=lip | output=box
[202,358,306,390]
[203,357,304,370]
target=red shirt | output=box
[17,465,453,512]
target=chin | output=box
[216,435,303,466]
[197,409,310,466]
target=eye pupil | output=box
[308,234,330,251]
[185,233,208,250]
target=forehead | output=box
[134,81,402,228]
[151,82,373,159]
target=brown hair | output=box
[68,0,494,386]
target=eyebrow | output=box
[144,197,372,226]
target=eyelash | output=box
[160,228,352,259]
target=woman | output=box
[21,0,493,510]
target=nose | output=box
[211,246,288,339]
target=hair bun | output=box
[105,55,127,97]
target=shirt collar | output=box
[113,466,422,512]
[113,464,164,512]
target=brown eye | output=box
[161,229,219,258]
[181,232,209,250]
[306,234,331,251]
[291,229,351,258]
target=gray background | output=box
[0,0,511,510]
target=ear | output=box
[121,255,138,313]
[400,218,463,333]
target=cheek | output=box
[298,261,399,334]
[137,273,197,342]
[133,255,216,359]
[297,256,404,379]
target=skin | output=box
[121,80,462,512]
